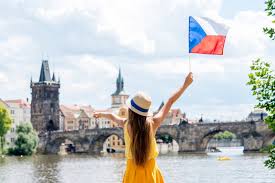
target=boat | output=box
[217,156,231,161]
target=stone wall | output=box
[39,121,275,154]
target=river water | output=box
[0,147,274,183]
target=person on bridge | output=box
[94,72,193,183]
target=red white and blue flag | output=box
[189,16,229,55]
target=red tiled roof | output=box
[60,104,98,119]
[0,98,9,108]
[4,99,30,108]
[171,109,182,117]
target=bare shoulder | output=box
[146,117,158,133]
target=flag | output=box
[189,16,229,55]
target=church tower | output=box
[111,68,129,109]
[30,60,60,133]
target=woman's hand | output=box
[153,72,194,129]
[93,112,126,128]
[183,72,193,88]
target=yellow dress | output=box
[123,122,165,183]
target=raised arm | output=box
[153,72,193,129]
[93,112,126,128]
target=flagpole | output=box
[188,54,191,72]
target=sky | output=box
[0,0,274,121]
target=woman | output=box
[94,72,193,183]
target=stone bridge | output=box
[39,121,275,154]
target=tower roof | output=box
[112,67,126,96]
[52,72,56,81]
[39,60,52,82]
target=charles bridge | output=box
[38,120,275,154]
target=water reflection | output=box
[0,148,274,183]
[32,155,62,183]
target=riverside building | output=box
[2,99,30,147]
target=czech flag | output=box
[189,16,229,55]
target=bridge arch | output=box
[156,125,179,141]
[45,136,87,154]
[88,128,124,153]
[155,125,180,153]
[199,129,244,152]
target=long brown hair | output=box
[128,109,152,166]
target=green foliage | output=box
[247,59,275,169]
[260,144,275,153]
[264,0,275,40]
[247,59,275,131]
[0,105,12,155]
[8,123,38,156]
[159,135,173,143]
[213,131,236,140]
[265,147,275,169]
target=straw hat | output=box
[127,92,152,116]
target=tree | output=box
[8,123,38,156]
[263,0,275,40]
[247,59,275,131]
[265,148,275,169]
[0,105,12,155]
[247,59,275,169]
[248,0,275,170]
[213,131,236,140]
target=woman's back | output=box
[123,120,164,183]
[124,120,159,161]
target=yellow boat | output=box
[217,156,231,161]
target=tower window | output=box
[50,103,54,112]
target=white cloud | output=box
[143,57,225,76]
[0,1,273,120]
[0,35,34,58]
[30,0,225,55]
[0,72,8,83]
[186,103,255,121]
[53,54,118,106]
[225,11,275,57]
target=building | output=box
[107,106,127,152]
[108,68,129,152]
[111,68,129,110]
[164,109,185,125]
[3,99,30,147]
[155,102,186,125]
[29,60,128,152]
[60,105,113,131]
[30,60,61,133]
[247,108,268,121]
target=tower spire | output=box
[39,60,51,82]
[112,67,125,96]
[52,72,56,82]
[30,76,33,87]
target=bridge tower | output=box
[30,60,60,134]
[111,67,129,109]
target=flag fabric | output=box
[189,16,229,55]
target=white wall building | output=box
[4,99,31,147]
[60,105,112,131]
[247,108,268,121]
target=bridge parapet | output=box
[38,121,274,154]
